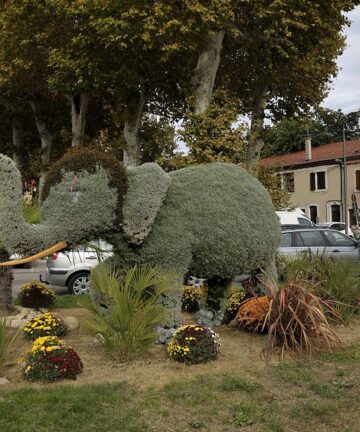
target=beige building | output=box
[260,139,360,225]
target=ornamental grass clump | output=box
[236,296,270,332]
[17,281,55,309]
[264,279,341,360]
[167,325,221,365]
[22,336,83,382]
[0,317,19,374]
[23,313,67,340]
[181,285,202,312]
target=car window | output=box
[297,231,326,247]
[99,240,113,251]
[331,223,344,231]
[298,217,312,226]
[280,232,292,247]
[323,230,355,247]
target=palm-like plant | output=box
[82,263,173,361]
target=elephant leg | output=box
[197,277,232,326]
[0,248,14,313]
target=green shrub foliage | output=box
[122,163,171,245]
[0,154,118,255]
[0,244,13,312]
[41,146,127,225]
[113,162,280,284]
[111,163,280,323]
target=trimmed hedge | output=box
[0,154,117,255]
[41,146,127,225]
[112,163,280,323]
[122,163,171,245]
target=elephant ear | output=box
[122,163,171,245]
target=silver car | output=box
[42,239,113,295]
[278,228,359,261]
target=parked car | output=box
[316,221,354,237]
[276,209,314,227]
[278,228,359,261]
[41,239,113,295]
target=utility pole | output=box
[343,124,348,234]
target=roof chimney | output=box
[305,137,312,161]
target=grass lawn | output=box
[1,342,360,432]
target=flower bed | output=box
[167,324,220,365]
[22,336,83,382]
[17,281,56,309]
[23,312,68,340]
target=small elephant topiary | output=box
[0,149,280,327]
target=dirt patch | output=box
[4,309,360,391]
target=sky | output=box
[323,7,360,113]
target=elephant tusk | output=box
[0,241,68,267]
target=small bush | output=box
[264,280,340,359]
[223,291,247,324]
[22,336,83,382]
[236,296,270,332]
[167,324,221,365]
[17,281,56,309]
[82,263,173,361]
[23,312,68,340]
[181,286,202,312]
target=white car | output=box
[316,222,354,237]
[276,208,314,227]
[41,239,113,295]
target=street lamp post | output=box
[343,125,348,234]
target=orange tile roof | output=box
[260,139,360,169]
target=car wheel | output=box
[67,271,90,295]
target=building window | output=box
[283,172,295,193]
[310,171,326,191]
[355,170,360,191]
[331,204,341,222]
[309,205,318,223]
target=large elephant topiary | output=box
[0,150,280,326]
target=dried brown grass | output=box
[263,279,341,360]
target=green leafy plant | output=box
[17,281,56,309]
[167,324,221,365]
[22,199,40,224]
[0,317,19,374]
[22,336,83,382]
[82,264,172,361]
[23,312,68,340]
[277,253,360,321]
[264,279,341,359]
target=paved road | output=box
[12,259,67,297]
